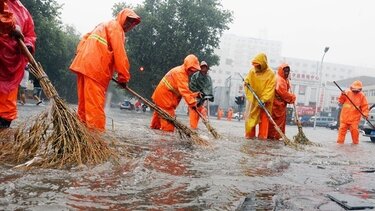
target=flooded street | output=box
[1,105,375,210]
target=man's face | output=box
[123,18,136,32]
[253,63,261,72]
[283,67,290,78]
[352,89,361,94]
[200,65,208,75]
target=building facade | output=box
[210,34,375,117]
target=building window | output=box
[225,59,233,66]
[299,85,306,95]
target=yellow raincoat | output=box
[244,53,276,139]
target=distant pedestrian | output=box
[30,73,43,105]
[18,65,29,105]
[217,107,223,120]
[336,80,369,144]
[244,53,276,140]
[227,107,233,121]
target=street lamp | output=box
[314,46,330,129]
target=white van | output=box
[308,116,335,127]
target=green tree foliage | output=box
[20,0,80,103]
[112,0,233,98]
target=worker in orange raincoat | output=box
[227,107,233,121]
[244,53,276,140]
[150,54,200,132]
[268,64,296,140]
[0,0,36,128]
[69,8,140,131]
[217,107,223,120]
[337,80,369,144]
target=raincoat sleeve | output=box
[108,24,130,83]
[204,76,213,96]
[260,73,276,103]
[189,72,200,92]
[244,71,253,100]
[0,2,15,34]
[337,91,348,104]
[177,74,198,107]
[277,80,296,103]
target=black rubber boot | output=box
[0,117,11,128]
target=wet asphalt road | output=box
[1,103,375,210]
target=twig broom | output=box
[113,79,210,147]
[289,84,319,146]
[0,39,117,168]
[193,107,220,139]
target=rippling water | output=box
[1,105,375,210]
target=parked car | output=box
[327,121,339,130]
[120,100,134,110]
[362,105,375,142]
[306,116,335,127]
[233,112,243,121]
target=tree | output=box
[21,0,80,102]
[112,0,233,98]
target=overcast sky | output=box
[58,0,375,68]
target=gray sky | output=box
[58,0,375,68]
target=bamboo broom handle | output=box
[17,38,38,69]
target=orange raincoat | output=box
[217,107,223,120]
[227,107,233,121]
[69,8,140,131]
[150,54,200,132]
[268,64,296,140]
[337,80,369,144]
[244,53,276,140]
[0,0,36,125]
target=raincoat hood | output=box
[183,54,201,73]
[252,53,268,72]
[350,80,363,91]
[116,8,141,30]
[277,63,290,79]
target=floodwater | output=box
[1,104,375,210]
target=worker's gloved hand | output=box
[258,100,265,108]
[118,82,127,88]
[10,25,24,41]
[191,102,198,110]
[26,45,34,54]
[197,98,205,107]
[204,94,214,102]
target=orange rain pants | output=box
[0,87,18,121]
[77,73,106,131]
[337,122,360,144]
[188,105,205,129]
[245,109,269,140]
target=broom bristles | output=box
[0,63,117,168]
